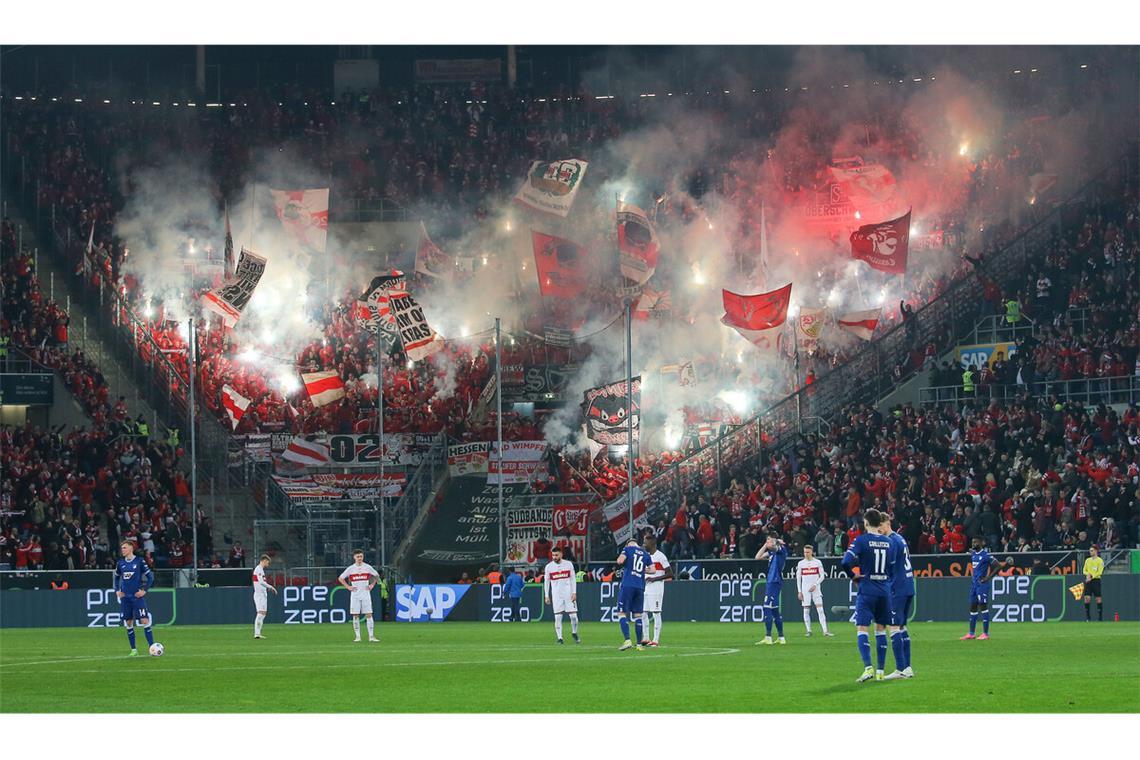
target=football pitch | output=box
[1,622,1137,713]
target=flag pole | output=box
[378,333,386,567]
[495,317,504,568]
[625,299,634,533]
[189,317,198,584]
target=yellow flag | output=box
[1068,582,1085,600]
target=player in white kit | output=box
[252,554,277,639]
[641,533,672,647]
[338,550,380,642]
[795,544,832,636]
[543,546,580,644]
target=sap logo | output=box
[958,351,993,369]
[395,585,468,622]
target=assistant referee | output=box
[1082,545,1105,621]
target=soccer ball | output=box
[148,643,165,657]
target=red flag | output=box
[301,371,345,408]
[721,283,793,330]
[850,210,911,275]
[837,308,881,340]
[532,231,588,299]
[416,222,452,279]
[616,201,660,285]
[221,385,251,430]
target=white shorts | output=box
[253,591,267,612]
[350,592,373,615]
[800,588,823,607]
[644,586,664,613]
[551,592,577,614]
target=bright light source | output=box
[718,390,750,414]
[504,219,512,232]
[277,370,300,394]
[143,303,155,319]
[1028,196,1037,206]
[827,288,840,306]
[406,359,414,369]
[481,256,488,266]
[959,142,969,157]
[1080,64,1088,69]
[910,226,918,236]
[854,211,862,220]
[460,324,470,338]
[664,428,682,450]
[238,348,261,363]
[260,329,274,344]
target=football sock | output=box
[891,631,906,670]
[857,631,872,667]
[764,612,774,637]
[143,625,154,646]
[352,618,361,638]
[1085,602,1091,621]
[569,614,579,634]
[1097,602,1102,621]
[634,617,645,642]
[554,613,563,639]
[803,608,812,632]
[816,605,829,634]
[774,611,784,638]
[969,612,978,635]
[366,618,375,637]
[620,616,631,641]
[652,612,662,642]
[982,611,990,635]
[254,615,263,636]
[875,632,888,670]
[639,612,650,639]
[127,628,136,650]
[902,629,912,668]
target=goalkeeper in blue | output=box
[114,541,156,656]
[841,509,899,682]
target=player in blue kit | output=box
[754,534,787,645]
[879,515,915,680]
[615,538,651,651]
[114,541,155,656]
[841,509,898,682]
[961,537,1009,641]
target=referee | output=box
[1082,545,1105,621]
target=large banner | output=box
[202,248,267,327]
[501,363,578,402]
[409,476,529,567]
[487,440,548,485]
[324,433,437,468]
[827,161,899,207]
[272,473,406,500]
[270,188,329,256]
[532,231,589,299]
[850,209,911,275]
[504,506,587,567]
[956,342,1019,369]
[448,441,490,476]
[616,201,660,285]
[388,288,443,361]
[513,159,589,217]
[602,486,649,545]
[582,377,641,446]
[354,275,401,350]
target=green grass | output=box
[1,622,1137,712]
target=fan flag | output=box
[723,322,785,356]
[83,221,95,276]
[633,286,671,319]
[201,248,268,327]
[416,222,453,279]
[301,371,346,408]
[223,204,234,278]
[721,283,793,331]
[221,385,251,430]
[582,377,641,446]
[837,308,881,340]
[270,188,329,256]
[355,272,402,350]
[616,201,660,285]
[850,210,911,275]
[282,436,331,467]
[827,160,899,207]
[513,158,588,217]
[603,485,649,544]
[796,307,827,354]
[532,231,588,299]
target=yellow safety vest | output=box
[0,335,9,358]
[137,423,149,437]
[1005,299,1021,324]
[962,370,975,393]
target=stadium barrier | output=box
[3,576,1137,628]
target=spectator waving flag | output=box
[221,385,251,430]
[836,308,881,340]
[282,436,331,467]
[513,158,588,217]
[202,248,268,327]
[616,201,660,286]
[850,210,911,275]
[301,371,346,408]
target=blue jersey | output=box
[887,532,915,598]
[114,555,154,596]
[765,544,788,591]
[970,549,995,587]
[842,532,897,598]
[619,546,651,591]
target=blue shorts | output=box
[763,588,781,609]
[970,585,989,606]
[854,594,893,627]
[890,595,914,626]
[618,586,644,615]
[120,595,151,622]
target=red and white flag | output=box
[617,201,660,285]
[837,308,881,340]
[201,248,268,327]
[301,371,345,408]
[282,436,331,467]
[221,385,251,430]
[270,188,329,255]
[850,210,911,275]
[416,222,452,279]
[603,485,649,545]
[721,283,792,331]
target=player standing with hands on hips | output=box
[543,546,580,644]
[755,534,787,645]
[615,538,651,651]
[338,550,380,642]
[114,541,155,656]
[252,554,277,639]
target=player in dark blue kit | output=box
[754,534,787,645]
[960,537,1009,641]
[879,515,915,680]
[841,509,898,682]
[114,541,155,656]
[615,538,651,651]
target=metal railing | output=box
[968,307,1089,346]
[920,374,1139,407]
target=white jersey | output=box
[339,562,379,593]
[645,550,670,588]
[252,565,270,594]
[795,558,826,593]
[543,560,576,597]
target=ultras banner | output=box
[582,376,641,446]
